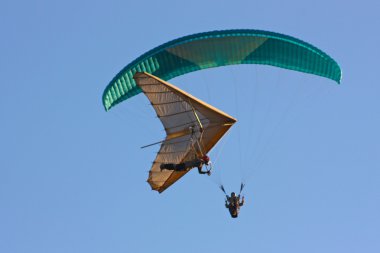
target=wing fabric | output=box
[134,72,236,193]
[103,29,342,110]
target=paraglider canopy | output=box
[103,29,342,111]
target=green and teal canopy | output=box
[103,29,342,111]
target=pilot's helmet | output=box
[202,155,210,163]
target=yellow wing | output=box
[134,72,236,193]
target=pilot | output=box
[225,192,244,218]
[160,155,212,175]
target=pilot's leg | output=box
[174,163,186,171]
[160,163,176,170]
[160,163,186,171]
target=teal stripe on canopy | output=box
[103,29,342,111]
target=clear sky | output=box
[1,1,379,252]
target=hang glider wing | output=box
[134,72,236,193]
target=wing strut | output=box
[189,100,205,156]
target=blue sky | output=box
[1,1,379,252]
